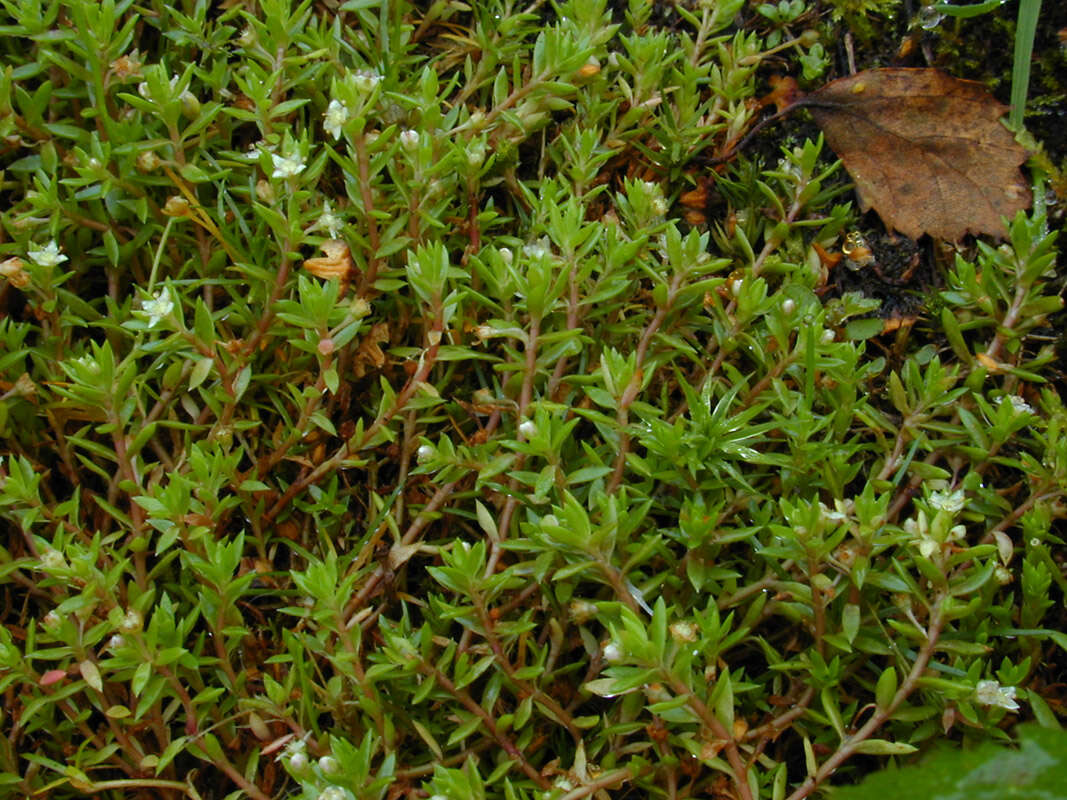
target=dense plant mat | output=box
[1,1,1065,799]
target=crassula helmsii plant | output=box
[1,0,1064,798]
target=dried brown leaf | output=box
[808,68,1031,241]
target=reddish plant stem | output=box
[662,672,754,800]
[784,593,947,800]
[262,324,442,526]
[484,317,541,578]
[354,134,382,293]
[414,658,551,790]
[607,270,685,494]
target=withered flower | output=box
[303,239,354,283]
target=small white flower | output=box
[277,736,307,765]
[974,679,1020,711]
[781,298,796,315]
[271,151,306,179]
[40,548,68,572]
[820,329,835,344]
[287,751,308,772]
[917,537,938,560]
[819,501,848,524]
[518,419,537,439]
[999,395,1034,416]
[318,755,339,774]
[315,201,343,238]
[416,444,434,463]
[522,239,549,259]
[323,99,349,140]
[28,240,68,268]
[353,69,381,93]
[930,489,966,514]
[108,634,125,650]
[399,129,419,151]
[317,787,348,800]
[142,290,174,328]
[498,247,513,265]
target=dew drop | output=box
[917,5,943,30]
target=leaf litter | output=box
[805,68,1032,241]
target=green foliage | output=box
[0,1,1063,799]
[830,724,1067,800]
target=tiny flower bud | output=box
[466,139,486,168]
[781,297,795,315]
[670,622,698,643]
[12,373,35,398]
[350,297,371,317]
[317,338,335,356]
[569,600,598,624]
[318,755,339,774]
[288,751,308,772]
[602,641,624,663]
[353,69,381,94]
[108,634,125,650]
[120,608,143,633]
[163,195,191,217]
[180,90,200,118]
[0,257,29,288]
[577,57,601,78]
[416,444,434,463]
[518,419,537,439]
[40,549,67,572]
[399,129,420,151]
[643,682,671,702]
[136,150,160,171]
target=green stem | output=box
[1010,0,1042,130]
